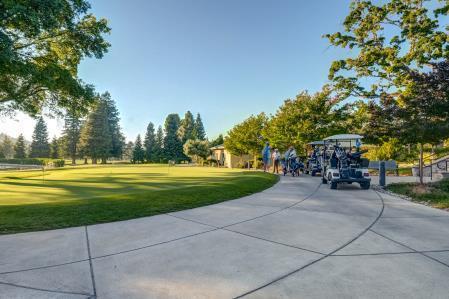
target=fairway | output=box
[0,165,277,234]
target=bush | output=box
[51,159,65,167]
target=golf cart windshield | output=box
[323,134,363,148]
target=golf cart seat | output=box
[330,157,338,168]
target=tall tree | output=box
[30,117,50,158]
[0,136,14,159]
[144,122,156,162]
[50,137,60,159]
[224,113,268,166]
[178,111,195,144]
[102,92,125,159]
[132,135,145,164]
[79,100,111,164]
[62,110,82,165]
[326,0,449,183]
[263,87,349,152]
[0,0,110,116]
[163,114,184,162]
[192,113,206,140]
[155,125,164,162]
[366,61,449,183]
[326,0,449,100]
[14,134,27,159]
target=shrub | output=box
[52,159,65,167]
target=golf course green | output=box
[0,165,278,234]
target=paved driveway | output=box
[1,175,449,298]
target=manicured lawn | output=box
[0,165,278,234]
[387,179,449,210]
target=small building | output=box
[209,145,253,168]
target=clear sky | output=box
[0,0,351,141]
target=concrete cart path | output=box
[1,175,449,299]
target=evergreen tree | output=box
[123,141,134,162]
[163,114,184,162]
[144,122,156,162]
[62,110,82,165]
[30,117,50,158]
[155,125,164,162]
[210,134,224,147]
[102,92,125,159]
[79,100,112,164]
[50,137,60,159]
[178,111,195,144]
[132,135,145,164]
[192,113,206,140]
[1,136,15,159]
[14,134,27,159]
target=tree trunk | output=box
[419,143,424,185]
[92,158,97,164]
[101,157,107,164]
[84,158,88,164]
[71,156,76,165]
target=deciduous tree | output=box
[0,0,110,116]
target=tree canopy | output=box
[326,0,449,99]
[0,0,110,116]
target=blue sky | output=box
[1,0,351,141]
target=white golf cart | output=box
[304,140,324,176]
[321,134,371,190]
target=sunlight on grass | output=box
[0,165,278,234]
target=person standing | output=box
[272,148,281,174]
[262,142,271,172]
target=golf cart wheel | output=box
[311,170,316,177]
[360,182,370,190]
[330,181,338,189]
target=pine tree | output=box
[210,134,224,147]
[102,92,125,159]
[30,117,50,158]
[193,113,206,140]
[14,134,27,158]
[144,122,156,162]
[50,137,60,159]
[62,110,82,165]
[79,100,112,164]
[163,114,183,162]
[155,125,164,162]
[178,111,195,144]
[132,135,145,164]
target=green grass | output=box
[387,179,449,209]
[0,165,278,234]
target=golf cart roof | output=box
[323,134,364,141]
[308,141,325,145]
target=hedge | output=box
[0,158,65,167]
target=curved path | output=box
[1,175,449,298]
